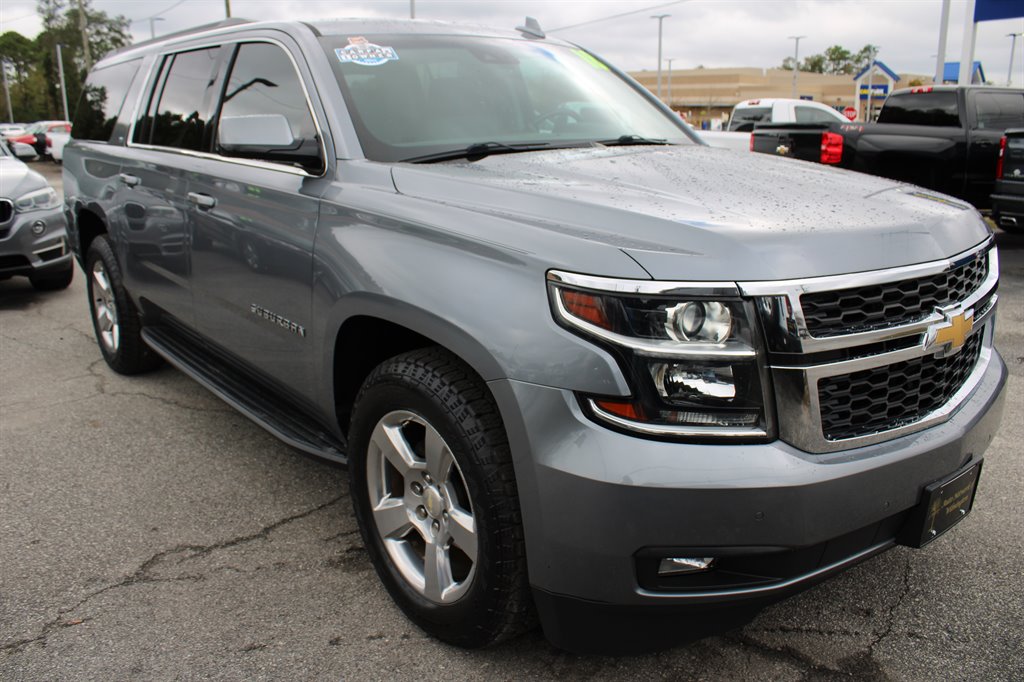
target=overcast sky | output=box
[1,0,1022,84]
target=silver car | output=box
[0,144,73,290]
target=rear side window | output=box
[137,47,220,150]
[728,107,771,132]
[795,106,840,125]
[974,92,1024,130]
[877,92,960,127]
[72,59,142,142]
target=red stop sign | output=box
[843,106,857,120]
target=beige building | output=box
[629,66,932,126]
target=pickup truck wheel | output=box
[348,348,532,648]
[85,235,161,375]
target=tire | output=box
[85,235,162,375]
[348,347,533,648]
[29,264,73,291]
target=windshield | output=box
[320,34,695,162]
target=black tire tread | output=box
[350,347,535,647]
[85,235,162,375]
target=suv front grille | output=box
[817,333,983,441]
[800,256,989,338]
[0,199,13,224]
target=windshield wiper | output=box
[403,141,555,164]
[598,135,671,147]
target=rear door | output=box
[118,46,224,325]
[966,90,1024,207]
[189,38,330,396]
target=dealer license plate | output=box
[898,460,982,549]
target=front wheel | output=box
[348,348,533,648]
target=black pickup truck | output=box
[751,86,1024,208]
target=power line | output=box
[548,1,688,33]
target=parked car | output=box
[6,120,72,158]
[63,18,1006,654]
[991,128,1024,232]
[0,142,74,289]
[750,86,1024,208]
[727,97,849,131]
[47,129,71,163]
[0,123,28,138]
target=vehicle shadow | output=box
[0,277,49,311]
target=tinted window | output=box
[728,107,771,132]
[146,48,220,150]
[320,35,693,162]
[795,106,840,124]
[877,92,960,126]
[72,60,141,142]
[215,42,320,168]
[974,92,1024,131]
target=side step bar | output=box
[142,326,347,464]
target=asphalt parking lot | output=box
[2,161,1022,680]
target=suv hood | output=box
[0,159,46,199]
[390,145,990,281]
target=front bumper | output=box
[489,343,1007,653]
[0,207,72,278]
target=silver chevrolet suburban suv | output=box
[63,18,1007,653]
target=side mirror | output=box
[217,114,323,174]
[219,114,295,148]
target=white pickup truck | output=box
[46,130,71,162]
[694,98,848,151]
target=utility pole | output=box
[2,60,13,124]
[149,17,165,39]
[1008,33,1023,87]
[224,0,231,18]
[56,44,70,122]
[410,0,415,19]
[934,0,951,83]
[666,58,674,107]
[76,0,92,70]
[651,14,670,100]
[788,35,805,98]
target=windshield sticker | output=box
[572,49,609,71]
[336,37,399,66]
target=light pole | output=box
[55,44,70,122]
[788,35,806,98]
[149,16,165,39]
[1,60,13,124]
[666,58,674,107]
[652,14,670,100]
[1008,32,1023,87]
[410,0,415,19]
[865,46,877,122]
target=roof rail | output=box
[105,18,252,59]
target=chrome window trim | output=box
[587,399,768,439]
[125,36,329,179]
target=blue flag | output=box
[974,0,1024,22]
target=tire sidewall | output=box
[349,377,504,641]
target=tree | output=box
[823,45,853,75]
[802,54,826,73]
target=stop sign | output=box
[843,106,857,120]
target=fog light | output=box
[31,220,46,236]
[658,557,716,576]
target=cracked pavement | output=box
[1,163,1022,680]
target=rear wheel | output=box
[348,348,533,648]
[85,235,161,374]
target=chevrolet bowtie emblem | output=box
[776,145,790,156]
[924,307,974,356]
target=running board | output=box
[142,326,347,464]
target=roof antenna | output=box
[515,16,545,39]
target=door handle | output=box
[187,192,217,209]
[119,173,140,187]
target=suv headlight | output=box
[14,187,60,212]
[548,270,775,440]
